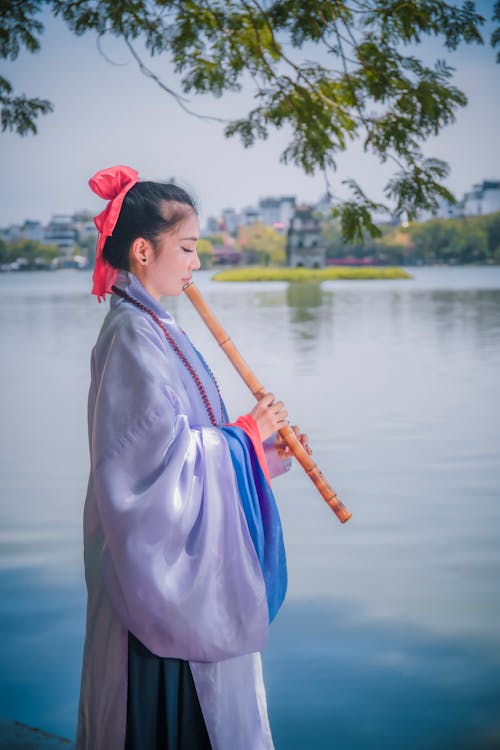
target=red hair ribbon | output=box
[89,165,140,302]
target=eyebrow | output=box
[180,236,199,241]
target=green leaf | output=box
[0,90,53,135]
[2,0,490,231]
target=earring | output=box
[142,257,147,264]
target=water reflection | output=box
[416,289,500,352]
[286,282,323,323]
[266,599,500,750]
[283,283,337,363]
[0,570,84,741]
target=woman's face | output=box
[137,208,201,299]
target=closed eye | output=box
[182,246,196,253]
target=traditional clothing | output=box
[77,271,290,750]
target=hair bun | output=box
[88,165,139,200]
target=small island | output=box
[212,266,412,282]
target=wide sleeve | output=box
[89,312,269,662]
[221,424,287,622]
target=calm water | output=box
[1,267,499,748]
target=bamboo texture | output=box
[184,281,352,524]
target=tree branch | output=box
[124,39,229,123]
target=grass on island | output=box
[212,266,412,282]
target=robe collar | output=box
[111,269,175,323]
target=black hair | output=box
[102,182,197,270]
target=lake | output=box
[1,266,499,749]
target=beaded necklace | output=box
[111,285,223,427]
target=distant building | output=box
[462,180,500,216]
[417,179,500,222]
[240,206,261,226]
[45,214,78,258]
[437,197,462,220]
[258,198,280,226]
[22,220,46,242]
[417,195,462,222]
[286,205,326,268]
[0,225,17,242]
[204,216,223,235]
[315,192,334,216]
[0,220,45,243]
[221,208,240,234]
[258,196,296,229]
[278,196,296,228]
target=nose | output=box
[191,250,201,271]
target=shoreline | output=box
[212,266,413,282]
[0,718,74,748]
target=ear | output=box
[130,237,154,266]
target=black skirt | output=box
[125,632,212,750]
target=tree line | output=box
[324,212,500,265]
[2,212,500,270]
[0,238,58,269]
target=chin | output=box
[157,282,183,298]
[166,286,184,297]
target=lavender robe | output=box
[76,271,290,750]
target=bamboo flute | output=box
[184,281,352,524]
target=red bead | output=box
[111,285,220,426]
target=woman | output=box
[76,165,308,750]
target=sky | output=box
[1,2,499,229]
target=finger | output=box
[262,392,275,406]
[300,434,312,455]
[275,410,289,423]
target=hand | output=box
[250,392,289,442]
[275,425,311,458]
